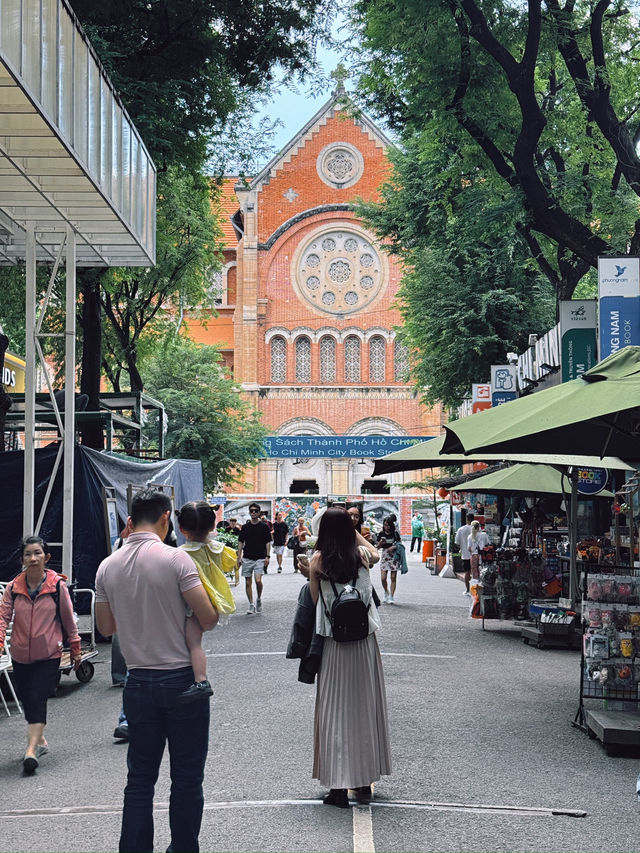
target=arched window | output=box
[270,336,286,383]
[344,335,361,383]
[369,335,386,382]
[295,336,311,382]
[394,340,410,382]
[319,336,336,383]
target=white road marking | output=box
[0,799,587,819]
[205,651,456,659]
[352,805,375,852]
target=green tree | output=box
[357,136,556,407]
[352,0,640,297]
[143,337,268,490]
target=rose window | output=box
[294,228,384,315]
[317,143,364,189]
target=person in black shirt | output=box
[237,504,272,614]
[271,512,289,574]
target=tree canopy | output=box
[142,337,268,490]
[352,0,640,297]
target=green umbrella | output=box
[449,463,614,498]
[443,347,640,461]
[372,434,633,477]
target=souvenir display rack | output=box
[573,562,640,752]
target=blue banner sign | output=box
[262,435,434,459]
[576,467,608,496]
[598,257,640,359]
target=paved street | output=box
[1,548,639,852]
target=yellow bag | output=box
[181,541,236,616]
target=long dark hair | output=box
[315,507,361,583]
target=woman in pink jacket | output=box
[0,536,81,774]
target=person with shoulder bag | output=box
[308,507,391,809]
[0,535,82,774]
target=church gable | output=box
[252,93,393,244]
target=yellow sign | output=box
[2,351,25,393]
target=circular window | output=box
[316,142,365,189]
[293,225,386,316]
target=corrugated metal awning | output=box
[0,0,155,267]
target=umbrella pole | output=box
[569,468,578,605]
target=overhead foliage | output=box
[142,337,268,490]
[357,136,557,408]
[352,0,640,298]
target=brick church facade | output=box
[186,85,444,495]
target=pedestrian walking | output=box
[377,518,399,603]
[468,520,490,579]
[95,488,219,853]
[308,507,391,808]
[0,536,82,774]
[272,512,289,573]
[293,516,310,574]
[454,512,474,595]
[410,511,425,553]
[237,502,272,613]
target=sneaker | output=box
[277,567,282,573]
[388,596,394,604]
[247,603,256,614]
[383,592,389,603]
[35,745,48,758]
[23,755,38,774]
[256,598,262,613]
[177,680,213,703]
[463,590,472,597]
[113,724,129,741]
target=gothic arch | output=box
[291,327,316,343]
[339,327,365,343]
[364,327,392,342]
[265,326,291,343]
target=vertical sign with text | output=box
[490,365,517,406]
[559,299,597,382]
[471,383,492,414]
[598,257,640,360]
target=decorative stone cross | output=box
[283,187,299,202]
[331,64,349,93]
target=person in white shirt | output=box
[467,520,490,580]
[454,513,474,596]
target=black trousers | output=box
[410,536,423,553]
[11,658,60,723]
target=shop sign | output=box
[598,256,640,359]
[2,351,25,393]
[490,365,517,406]
[262,435,433,459]
[559,300,597,382]
[576,466,608,496]
[471,384,491,414]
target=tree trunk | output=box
[78,271,105,449]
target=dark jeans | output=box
[111,633,127,686]
[410,536,422,553]
[119,666,210,853]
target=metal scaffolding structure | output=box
[0,0,156,579]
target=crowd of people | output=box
[0,494,417,852]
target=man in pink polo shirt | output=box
[96,489,218,853]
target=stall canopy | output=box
[372,434,633,477]
[443,348,640,461]
[449,463,614,499]
[0,446,203,587]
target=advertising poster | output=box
[598,257,640,359]
[559,300,597,382]
[490,365,517,407]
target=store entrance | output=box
[289,479,319,494]
[361,479,390,494]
